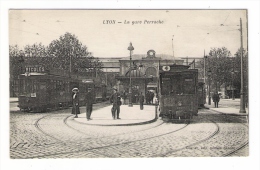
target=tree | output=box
[48,32,90,72]
[234,48,248,96]
[9,45,25,79]
[208,47,233,92]
[76,55,103,78]
[9,45,25,96]
[198,47,234,95]
[24,43,48,57]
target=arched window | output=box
[125,69,142,77]
[145,67,157,77]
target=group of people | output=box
[71,87,93,121]
[145,91,155,105]
[71,87,124,121]
[71,87,157,121]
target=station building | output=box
[100,50,184,102]
[10,50,202,98]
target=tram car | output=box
[158,64,198,120]
[95,84,107,102]
[18,69,106,112]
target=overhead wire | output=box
[10,16,62,36]
[9,15,69,48]
[176,11,240,58]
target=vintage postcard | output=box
[2,4,259,170]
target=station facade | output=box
[114,50,184,102]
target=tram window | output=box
[56,81,62,91]
[66,82,70,92]
[19,79,26,94]
[39,82,46,90]
[183,76,195,94]
[26,79,31,93]
[31,80,38,93]
[171,76,182,94]
[161,79,171,95]
[53,80,56,89]
[61,82,65,91]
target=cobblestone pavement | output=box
[10,105,248,158]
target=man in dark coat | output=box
[151,92,154,104]
[139,92,145,110]
[85,88,93,121]
[72,88,80,118]
[146,91,150,104]
[109,88,121,120]
[213,92,220,108]
[122,90,127,105]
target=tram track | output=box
[12,110,248,158]
[152,119,220,157]
[23,121,190,158]
[152,113,248,157]
[28,112,173,150]
[36,112,165,142]
[223,141,249,157]
[34,114,65,143]
[208,113,249,157]
[222,115,249,157]
[64,115,165,139]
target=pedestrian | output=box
[122,90,127,105]
[145,91,149,104]
[135,93,139,103]
[71,88,80,118]
[85,88,93,121]
[109,88,122,120]
[245,93,248,108]
[213,92,220,108]
[139,92,145,110]
[151,92,154,104]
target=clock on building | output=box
[147,50,156,58]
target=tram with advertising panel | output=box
[18,66,106,112]
[158,64,198,120]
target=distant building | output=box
[11,52,201,98]
[111,50,185,103]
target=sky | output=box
[9,9,248,58]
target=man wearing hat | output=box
[139,92,145,110]
[85,88,93,120]
[71,88,80,118]
[109,88,122,120]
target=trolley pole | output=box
[239,18,246,113]
[208,70,212,105]
[204,50,206,84]
[172,35,175,64]
[232,71,235,100]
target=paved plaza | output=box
[74,105,156,126]
[8,98,249,159]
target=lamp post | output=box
[18,53,25,96]
[128,42,134,107]
[239,18,246,113]
[231,70,235,100]
[208,70,212,105]
[203,54,207,84]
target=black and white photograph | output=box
[1,1,260,170]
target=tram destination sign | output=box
[25,65,45,73]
